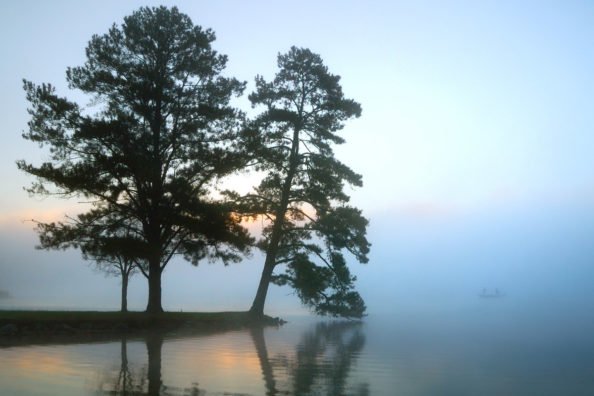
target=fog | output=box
[3,195,594,394]
[0,0,593,331]
[2,2,594,394]
[363,201,592,340]
[2,197,593,329]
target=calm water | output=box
[1,306,594,395]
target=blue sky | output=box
[0,0,593,316]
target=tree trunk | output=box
[249,259,275,318]
[146,257,163,313]
[250,126,301,318]
[121,273,129,313]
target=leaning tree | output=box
[240,47,370,318]
[18,6,252,313]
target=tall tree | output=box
[243,47,370,319]
[18,6,251,313]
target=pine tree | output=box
[18,6,251,313]
[243,47,370,318]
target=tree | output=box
[84,235,140,314]
[18,6,251,313]
[242,47,370,319]
[37,209,145,312]
[94,253,138,313]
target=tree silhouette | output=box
[38,210,144,312]
[241,47,370,318]
[85,240,140,314]
[18,6,252,313]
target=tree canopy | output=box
[19,8,370,317]
[242,47,370,318]
[18,6,252,313]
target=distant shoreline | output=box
[0,310,285,346]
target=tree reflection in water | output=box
[96,332,202,396]
[115,336,135,394]
[95,335,145,395]
[96,321,367,395]
[252,321,369,396]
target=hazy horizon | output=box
[1,0,593,320]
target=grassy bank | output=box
[1,310,253,324]
[0,310,285,344]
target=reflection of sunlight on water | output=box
[1,314,594,395]
[216,348,259,369]
[162,332,265,394]
[0,345,99,395]
[13,350,77,377]
[0,318,370,395]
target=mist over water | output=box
[2,197,594,395]
[0,1,593,394]
[361,200,594,319]
[1,313,593,395]
[2,200,594,324]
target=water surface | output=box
[1,307,593,395]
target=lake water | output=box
[1,305,594,395]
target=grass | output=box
[0,310,252,323]
[0,310,283,342]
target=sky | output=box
[0,0,593,317]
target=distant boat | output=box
[479,288,504,298]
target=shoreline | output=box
[0,310,286,346]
